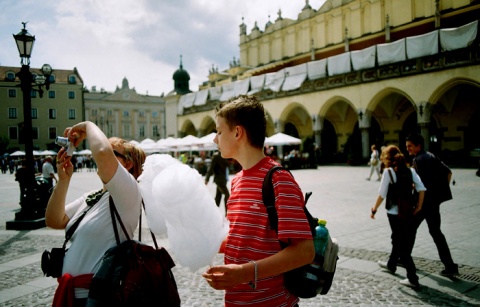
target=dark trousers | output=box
[387,214,418,283]
[413,204,455,268]
[215,182,230,211]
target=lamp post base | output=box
[6,210,46,230]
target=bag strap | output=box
[387,169,395,184]
[63,190,103,248]
[108,196,159,249]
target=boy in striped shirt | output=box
[202,95,315,306]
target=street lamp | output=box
[7,22,53,229]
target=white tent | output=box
[76,149,92,155]
[265,133,302,146]
[10,150,25,156]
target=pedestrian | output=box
[45,121,146,306]
[202,95,315,307]
[406,133,459,276]
[42,156,57,189]
[14,159,29,204]
[205,151,230,212]
[367,144,381,180]
[370,145,426,288]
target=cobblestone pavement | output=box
[1,165,479,306]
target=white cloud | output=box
[0,0,326,96]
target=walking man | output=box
[406,133,458,276]
[42,156,57,190]
[205,151,230,212]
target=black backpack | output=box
[386,169,416,220]
[262,165,339,298]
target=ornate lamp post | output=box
[7,23,53,229]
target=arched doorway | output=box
[320,119,337,164]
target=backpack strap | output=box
[387,169,395,184]
[261,165,316,242]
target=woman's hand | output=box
[64,122,88,148]
[56,147,74,180]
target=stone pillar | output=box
[361,128,370,159]
[417,102,431,152]
[419,123,430,152]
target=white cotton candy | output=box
[139,154,229,272]
[138,154,181,235]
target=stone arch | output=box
[278,103,312,139]
[179,119,197,137]
[199,116,216,136]
[427,78,480,164]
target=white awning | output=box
[377,38,406,66]
[183,92,196,108]
[193,89,209,106]
[248,74,265,95]
[219,83,235,101]
[407,30,439,59]
[264,69,286,92]
[351,45,376,70]
[327,52,351,76]
[234,78,250,96]
[209,86,222,101]
[282,63,307,91]
[440,20,478,51]
[307,59,327,80]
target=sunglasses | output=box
[113,150,127,160]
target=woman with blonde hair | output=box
[367,144,381,181]
[370,145,426,288]
[46,121,146,306]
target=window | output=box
[49,109,57,119]
[31,90,37,98]
[140,125,145,137]
[107,110,113,116]
[92,109,97,116]
[32,127,39,140]
[48,91,56,98]
[68,75,76,84]
[6,72,15,81]
[31,108,38,119]
[68,91,75,99]
[152,111,159,118]
[8,108,17,119]
[8,89,16,98]
[153,125,159,137]
[68,109,76,119]
[48,75,56,83]
[139,111,145,117]
[123,110,130,117]
[123,124,131,138]
[9,127,18,139]
[49,127,56,139]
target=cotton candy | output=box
[138,154,229,272]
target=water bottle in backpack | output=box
[313,219,329,262]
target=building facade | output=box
[0,66,84,152]
[174,0,480,166]
[84,77,166,142]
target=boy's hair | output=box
[406,133,424,148]
[215,95,267,149]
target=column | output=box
[419,123,430,152]
[361,128,370,159]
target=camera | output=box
[55,136,75,156]
[41,247,65,278]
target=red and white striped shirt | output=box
[224,157,312,307]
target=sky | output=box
[1,0,326,97]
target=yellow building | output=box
[0,66,84,152]
[174,0,480,166]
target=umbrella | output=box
[39,150,57,156]
[265,133,302,146]
[76,149,92,155]
[10,151,25,156]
